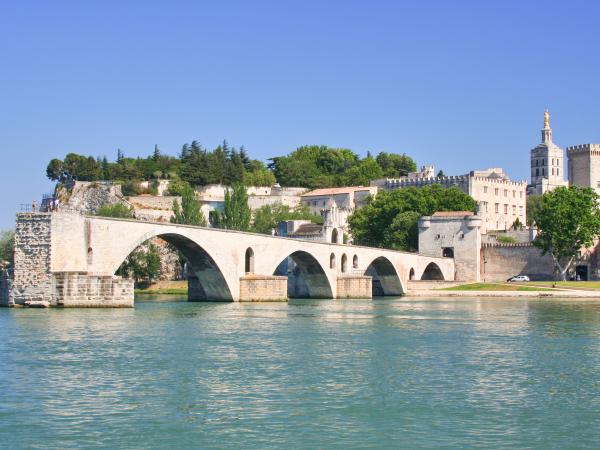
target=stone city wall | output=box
[481,243,555,282]
[336,275,372,298]
[239,275,288,301]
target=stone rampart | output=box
[481,244,555,281]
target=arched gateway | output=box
[5,212,454,307]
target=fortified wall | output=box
[481,243,554,282]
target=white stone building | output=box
[567,144,600,195]
[372,167,527,232]
[528,110,567,195]
[195,184,308,223]
[300,186,378,243]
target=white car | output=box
[507,275,530,282]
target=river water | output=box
[1,296,600,449]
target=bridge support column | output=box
[239,275,288,302]
[53,272,133,307]
[336,275,372,299]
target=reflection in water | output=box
[1,296,600,449]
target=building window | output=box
[542,159,545,165]
[494,188,499,196]
[504,204,508,214]
[536,168,539,176]
[483,186,488,193]
[536,160,539,167]
[495,203,499,213]
[557,168,560,176]
[542,168,545,176]
[512,190,516,198]
[512,205,516,214]
[520,191,523,198]
[504,189,508,197]
[552,168,554,176]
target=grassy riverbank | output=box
[135,281,188,295]
[442,283,554,292]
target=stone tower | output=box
[566,144,600,195]
[528,110,566,195]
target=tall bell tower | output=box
[528,109,566,195]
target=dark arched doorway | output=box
[245,247,254,273]
[364,257,403,297]
[341,254,348,273]
[421,262,444,280]
[331,228,339,244]
[274,251,333,298]
[409,268,415,280]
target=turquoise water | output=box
[1,296,600,449]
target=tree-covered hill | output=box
[46,142,417,190]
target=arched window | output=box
[341,254,348,273]
[331,228,339,244]
[352,255,358,269]
[442,247,454,258]
[409,268,415,280]
[330,253,336,269]
[245,247,254,273]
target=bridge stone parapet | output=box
[8,212,455,306]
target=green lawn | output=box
[527,281,600,290]
[442,283,554,292]
[135,288,188,295]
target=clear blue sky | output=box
[1,0,599,229]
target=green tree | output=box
[213,184,251,231]
[0,230,15,267]
[145,243,162,282]
[341,156,383,186]
[526,194,543,226]
[348,185,477,251]
[95,203,134,218]
[251,204,323,234]
[436,170,445,179]
[375,152,417,178]
[243,168,276,186]
[171,185,206,226]
[46,159,64,181]
[533,186,600,280]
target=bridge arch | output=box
[365,256,404,296]
[421,262,444,280]
[273,250,333,298]
[112,231,234,301]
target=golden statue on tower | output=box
[544,109,550,128]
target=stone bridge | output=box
[6,212,454,307]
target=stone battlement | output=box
[566,144,600,154]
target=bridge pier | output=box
[337,275,372,299]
